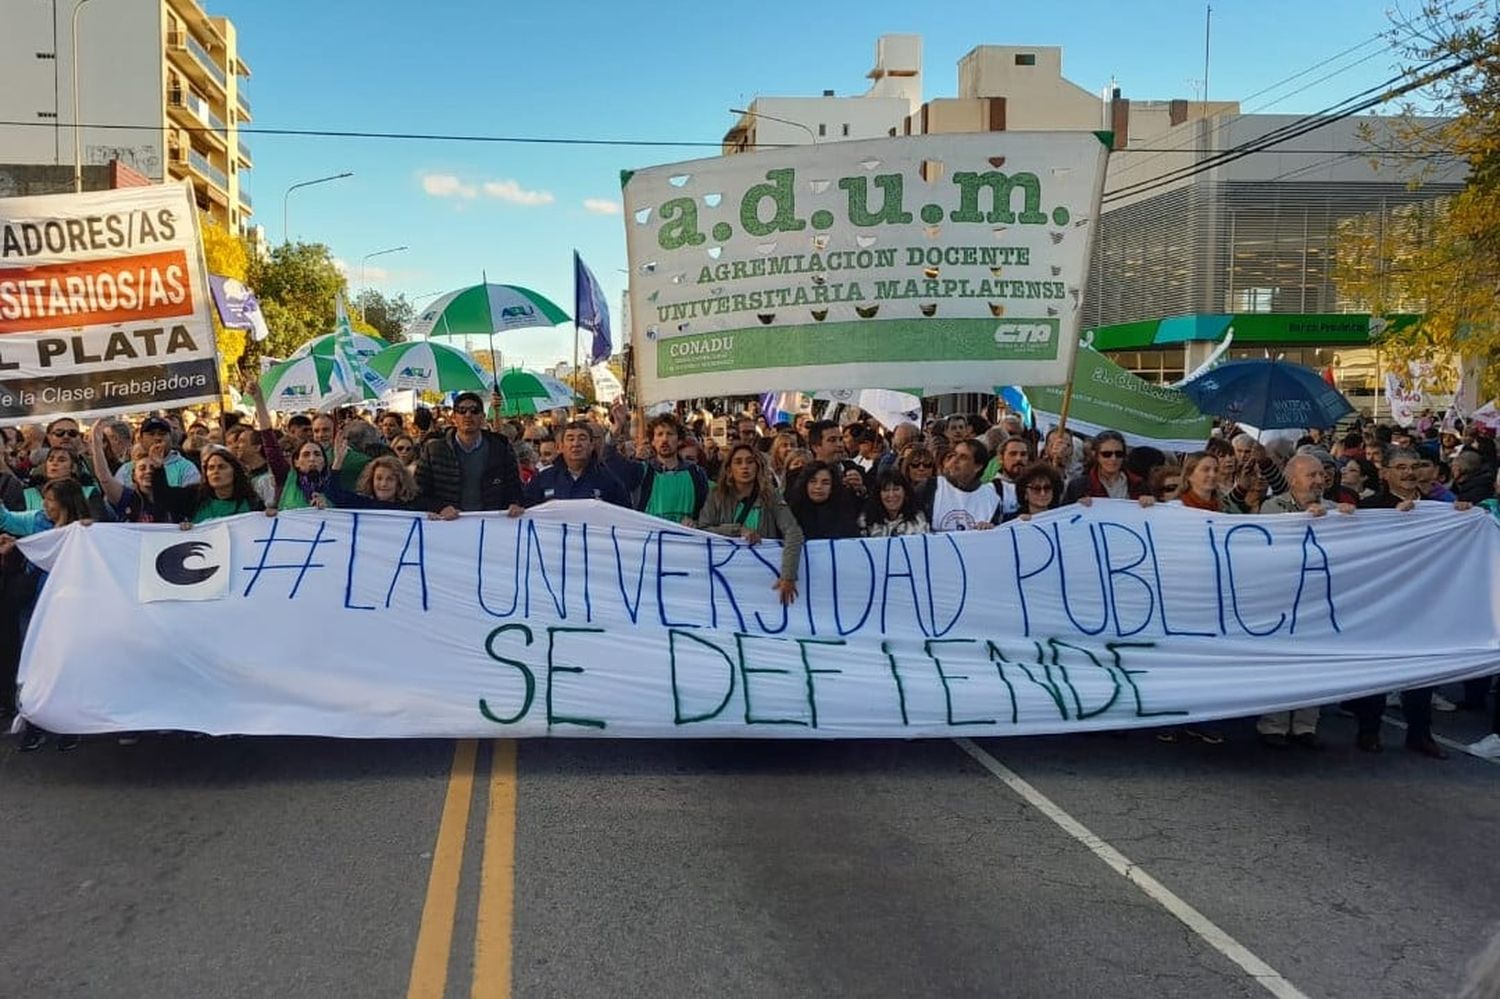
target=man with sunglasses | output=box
[415,391,522,520]
[1063,430,1146,504]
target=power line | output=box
[1108,31,1393,183]
[1101,52,1472,204]
[0,119,734,149]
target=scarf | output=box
[280,468,332,511]
[1178,489,1220,512]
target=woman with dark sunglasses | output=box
[1003,463,1064,522]
[1062,430,1148,505]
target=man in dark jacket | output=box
[512,422,628,510]
[415,391,522,518]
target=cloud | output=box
[422,173,477,199]
[583,198,621,215]
[482,179,554,206]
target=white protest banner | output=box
[0,181,220,419]
[623,133,1109,403]
[17,503,1500,739]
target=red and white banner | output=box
[0,181,220,419]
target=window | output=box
[1015,53,1036,66]
[842,123,850,137]
[1232,287,1274,313]
[817,123,826,137]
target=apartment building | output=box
[0,0,253,234]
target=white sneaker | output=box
[1433,693,1458,713]
[1467,733,1500,759]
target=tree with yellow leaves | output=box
[1339,2,1500,399]
[198,216,250,393]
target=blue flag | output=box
[574,251,612,365]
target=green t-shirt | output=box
[339,450,371,491]
[733,496,762,532]
[645,466,699,523]
[193,497,254,523]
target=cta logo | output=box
[994,322,1053,346]
[399,366,433,379]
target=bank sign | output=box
[622,132,1110,402]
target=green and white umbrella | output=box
[495,368,580,415]
[408,282,569,340]
[259,354,353,412]
[291,331,390,362]
[367,341,493,395]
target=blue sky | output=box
[216,0,1408,368]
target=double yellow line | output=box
[407,739,518,999]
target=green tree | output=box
[245,241,349,360]
[353,289,413,343]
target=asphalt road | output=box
[2,697,1498,999]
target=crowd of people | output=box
[1,385,1497,759]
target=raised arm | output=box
[91,421,126,508]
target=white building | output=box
[722,34,922,153]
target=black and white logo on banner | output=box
[138,525,230,602]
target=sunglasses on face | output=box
[1026,482,1053,492]
[908,460,933,469]
[50,429,80,438]
[1098,450,1125,458]
[454,406,483,416]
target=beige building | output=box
[0,0,253,234]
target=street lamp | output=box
[729,107,817,146]
[282,171,353,244]
[71,0,95,193]
[358,245,408,319]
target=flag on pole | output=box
[333,293,389,399]
[574,251,612,365]
[208,275,270,341]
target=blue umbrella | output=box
[1179,359,1355,429]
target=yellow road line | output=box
[406,739,479,999]
[471,740,518,999]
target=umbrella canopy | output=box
[367,341,493,395]
[408,283,569,339]
[291,331,390,362]
[498,369,577,407]
[259,354,352,412]
[1179,358,1355,430]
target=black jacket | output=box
[415,428,522,513]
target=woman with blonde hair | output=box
[321,453,422,511]
[698,442,803,605]
[767,430,801,489]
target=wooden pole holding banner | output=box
[1053,372,1077,436]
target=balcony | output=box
[187,34,226,89]
[236,138,252,167]
[189,149,227,192]
[236,90,251,120]
[240,188,253,211]
[167,29,225,96]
